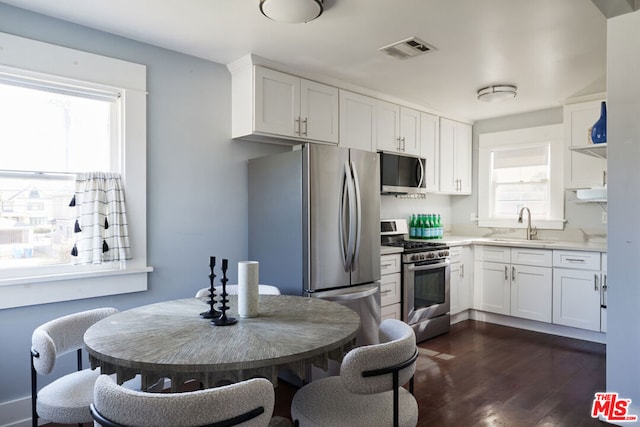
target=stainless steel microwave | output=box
[379,151,426,194]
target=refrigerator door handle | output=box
[340,161,356,271]
[351,161,362,271]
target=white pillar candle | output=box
[238,261,259,318]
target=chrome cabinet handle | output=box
[565,258,586,263]
[381,263,393,268]
[302,117,308,136]
[460,264,464,278]
[396,137,402,151]
[401,137,406,152]
[295,117,301,135]
[512,266,516,282]
[594,274,599,291]
[504,266,508,280]
[380,289,393,295]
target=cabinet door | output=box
[420,112,439,191]
[339,90,376,151]
[450,261,461,315]
[381,303,402,321]
[300,79,339,144]
[455,122,472,194]
[563,101,607,189]
[511,265,552,322]
[400,107,421,156]
[376,100,400,152]
[552,268,601,331]
[601,253,607,333]
[439,118,472,194]
[439,118,457,193]
[474,261,510,315]
[459,246,473,311]
[254,67,299,137]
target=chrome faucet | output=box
[518,207,537,240]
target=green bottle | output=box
[409,214,417,239]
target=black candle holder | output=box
[200,256,221,319]
[212,258,237,326]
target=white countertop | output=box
[396,235,607,252]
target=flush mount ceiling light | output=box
[260,0,323,23]
[477,85,518,102]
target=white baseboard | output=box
[468,309,606,344]
[0,395,34,427]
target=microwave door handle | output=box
[416,158,425,189]
[350,161,362,270]
[339,163,349,271]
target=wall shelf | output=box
[569,143,607,160]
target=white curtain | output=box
[71,172,131,264]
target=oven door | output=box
[404,258,450,325]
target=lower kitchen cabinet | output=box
[474,246,552,322]
[552,269,601,331]
[552,250,602,332]
[450,245,472,315]
[380,254,402,320]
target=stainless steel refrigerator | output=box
[248,143,381,346]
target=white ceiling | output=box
[0,0,608,122]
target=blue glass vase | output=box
[591,101,607,144]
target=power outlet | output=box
[602,212,608,224]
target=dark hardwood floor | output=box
[48,320,606,427]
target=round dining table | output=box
[84,295,360,391]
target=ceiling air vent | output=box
[378,37,435,60]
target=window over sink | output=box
[478,124,564,230]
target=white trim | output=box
[0,395,32,427]
[0,32,149,308]
[478,124,564,229]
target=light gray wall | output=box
[0,4,287,405]
[450,107,607,242]
[607,9,640,417]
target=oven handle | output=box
[407,259,450,271]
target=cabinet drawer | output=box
[448,246,462,263]
[475,245,511,263]
[553,250,600,270]
[511,248,552,267]
[380,273,401,306]
[380,254,401,275]
[381,303,402,321]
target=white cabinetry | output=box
[450,246,472,315]
[474,246,552,322]
[339,90,376,151]
[439,118,472,194]
[563,100,607,189]
[420,112,439,192]
[231,65,339,144]
[552,250,602,331]
[380,254,402,320]
[376,101,420,156]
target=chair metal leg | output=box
[392,370,399,427]
[30,349,38,427]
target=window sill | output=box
[0,265,153,309]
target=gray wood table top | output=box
[84,295,360,390]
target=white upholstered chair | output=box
[195,284,281,298]
[290,319,419,427]
[30,307,128,427]
[91,374,292,427]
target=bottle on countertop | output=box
[409,214,417,239]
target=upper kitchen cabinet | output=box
[339,90,376,151]
[563,100,607,189]
[376,101,420,156]
[420,112,439,191]
[439,118,472,194]
[230,64,339,145]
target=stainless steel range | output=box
[381,219,450,343]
